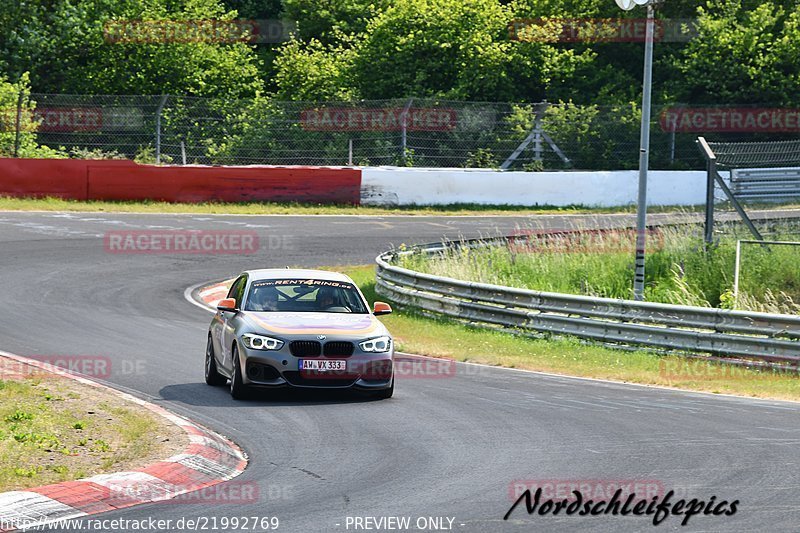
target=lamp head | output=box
[615,0,651,10]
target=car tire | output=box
[372,378,394,400]
[229,344,248,400]
[205,336,226,386]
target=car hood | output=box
[242,312,387,337]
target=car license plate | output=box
[299,359,347,372]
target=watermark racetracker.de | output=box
[507,228,664,254]
[0,355,146,380]
[104,230,292,255]
[300,357,458,381]
[4,515,280,531]
[659,107,800,133]
[659,359,800,381]
[299,107,458,132]
[102,480,292,506]
[103,19,295,44]
[300,356,499,380]
[509,18,698,43]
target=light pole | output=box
[616,0,656,301]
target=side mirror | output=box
[217,298,237,312]
[373,301,392,316]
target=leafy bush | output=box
[134,145,172,164]
[69,147,126,160]
[464,148,498,168]
[0,74,66,158]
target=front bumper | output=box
[238,341,393,390]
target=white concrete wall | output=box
[361,167,715,207]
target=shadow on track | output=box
[159,382,389,407]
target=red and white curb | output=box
[0,351,247,532]
[196,281,230,309]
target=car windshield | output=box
[244,279,368,313]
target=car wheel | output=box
[205,335,226,386]
[372,378,394,400]
[229,344,248,400]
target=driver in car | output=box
[251,287,280,311]
[317,286,338,310]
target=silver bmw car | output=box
[205,269,394,399]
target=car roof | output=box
[243,269,354,283]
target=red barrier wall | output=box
[0,158,90,199]
[0,159,362,204]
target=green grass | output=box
[4,195,800,217]
[0,371,181,491]
[335,265,800,402]
[398,222,800,314]
[0,195,715,216]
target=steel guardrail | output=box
[375,237,800,364]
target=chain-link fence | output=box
[3,93,799,170]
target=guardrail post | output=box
[348,138,353,166]
[400,98,413,165]
[13,89,23,158]
[533,108,543,162]
[697,137,716,245]
[704,147,715,244]
[697,136,763,243]
[733,239,742,309]
[155,94,168,164]
[669,130,675,165]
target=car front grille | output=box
[289,340,355,357]
[289,341,321,357]
[323,341,354,356]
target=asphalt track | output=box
[0,211,798,533]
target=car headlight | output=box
[242,333,284,351]
[359,336,392,353]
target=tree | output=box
[0,0,264,98]
[272,0,597,102]
[272,38,356,101]
[350,0,590,101]
[673,0,800,105]
[219,0,282,19]
[282,0,389,44]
